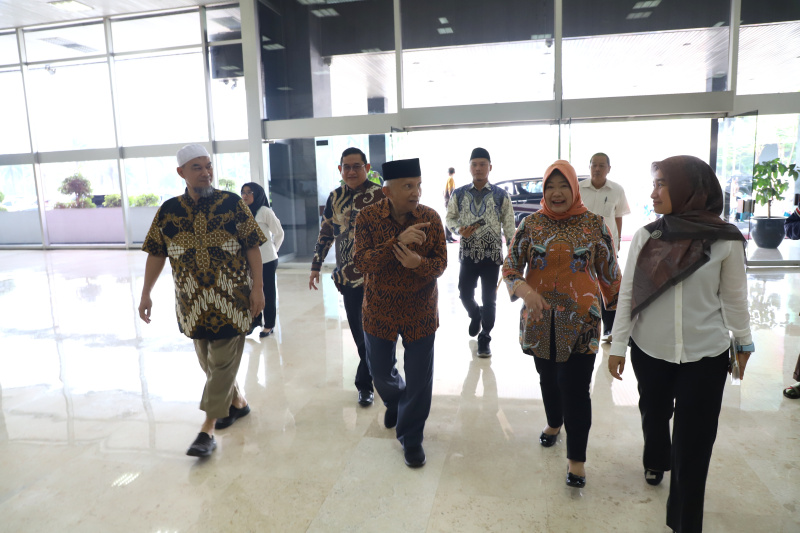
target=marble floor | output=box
[0,247,798,533]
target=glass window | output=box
[216,152,251,195]
[737,21,800,95]
[259,0,396,119]
[0,68,31,154]
[24,22,106,62]
[26,59,116,151]
[115,51,208,146]
[124,156,183,243]
[111,11,201,53]
[565,118,712,236]
[209,44,248,140]
[0,32,19,65]
[401,0,554,108]
[41,160,124,244]
[0,164,41,245]
[207,4,242,42]
[562,2,730,98]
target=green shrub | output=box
[55,197,96,209]
[130,193,159,207]
[218,178,236,192]
[103,193,122,207]
[0,190,5,212]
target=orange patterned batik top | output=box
[502,211,620,362]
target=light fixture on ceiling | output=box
[311,8,339,18]
[626,11,651,19]
[439,17,448,24]
[713,21,725,27]
[263,43,285,51]
[277,86,293,91]
[47,0,93,12]
[633,0,660,8]
[437,27,453,35]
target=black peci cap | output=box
[382,158,422,180]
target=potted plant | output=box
[55,173,95,209]
[750,158,798,248]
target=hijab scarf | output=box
[241,182,270,218]
[537,160,588,221]
[631,155,745,317]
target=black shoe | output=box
[477,335,492,358]
[259,328,273,338]
[214,404,251,430]
[644,469,664,486]
[566,469,586,488]
[468,307,482,337]
[539,430,559,447]
[358,390,374,407]
[384,404,398,429]
[186,432,216,457]
[404,445,426,468]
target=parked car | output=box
[495,177,543,226]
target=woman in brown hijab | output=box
[607,155,753,533]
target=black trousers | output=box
[341,285,373,393]
[630,340,728,533]
[458,258,500,339]
[365,332,435,448]
[253,259,278,329]
[533,352,597,462]
[601,297,615,336]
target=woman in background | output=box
[608,155,753,533]
[241,182,284,337]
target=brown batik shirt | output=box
[142,189,266,340]
[311,180,385,290]
[354,198,447,342]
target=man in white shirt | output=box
[579,153,630,342]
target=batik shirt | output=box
[354,198,447,342]
[445,183,516,264]
[312,181,385,290]
[502,211,620,361]
[142,189,266,340]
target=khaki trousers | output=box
[193,334,246,419]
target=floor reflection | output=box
[0,248,798,532]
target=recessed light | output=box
[48,0,93,12]
[276,86,293,91]
[626,11,651,19]
[439,17,448,24]
[437,27,453,34]
[311,8,339,17]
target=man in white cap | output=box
[138,144,267,457]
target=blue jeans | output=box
[364,332,435,448]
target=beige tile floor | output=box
[0,246,798,532]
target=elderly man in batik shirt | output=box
[138,144,266,458]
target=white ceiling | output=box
[0,0,216,30]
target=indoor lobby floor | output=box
[0,247,799,533]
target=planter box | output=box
[0,210,43,244]
[45,207,125,244]
[128,206,160,243]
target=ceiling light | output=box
[439,17,448,24]
[277,86,293,91]
[297,0,325,4]
[219,65,240,71]
[626,11,651,19]
[437,27,453,34]
[39,36,98,54]
[311,8,339,17]
[262,43,285,50]
[361,48,381,53]
[48,0,93,11]
[713,21,725,27]
[633,0,660,8]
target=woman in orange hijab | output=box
[502,160,621,488]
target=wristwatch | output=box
[736,342,755,353]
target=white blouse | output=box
[255,205,284,263]
[610,227,753,363]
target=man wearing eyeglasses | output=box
[310,147,386,407]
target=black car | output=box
[495,177,543,226]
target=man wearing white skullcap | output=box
[138,143,267,457]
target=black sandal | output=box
[783,386,800,399]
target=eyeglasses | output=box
[341,164,365,173]
[241,190,253,196]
